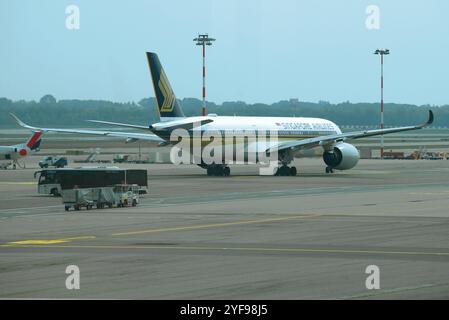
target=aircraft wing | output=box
[87,120,149,130]
[267,110,434,153]
[10,114,164,142]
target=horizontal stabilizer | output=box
[87,120,149,130]
[150,118,214,131]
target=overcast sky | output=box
[1,0,448,105]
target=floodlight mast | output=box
[194,34,215,116]
[374,49,390,159]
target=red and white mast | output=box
[194,34,215,116]
[374,49,390,159]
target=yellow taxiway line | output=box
[110,214,321,236]
[2,243,449,257]
[2,213,448,257]
[1,215,319,246]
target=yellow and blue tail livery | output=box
[146,52,185,121]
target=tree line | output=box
[0,95,447,128]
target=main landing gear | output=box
[274,165,297,176]
[325,166,334,174]
[206,164,231,177]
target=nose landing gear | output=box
[274,165,297,176]
[273,149,297,176]
[206,164,231,176]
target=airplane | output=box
[0,130,43,169]
[11,52,434,176]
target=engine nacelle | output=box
[322,142,360,170]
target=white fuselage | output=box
[0,144,33,161]
[200,115,340,134]
[166,115,341,163]
[163,115,341,135]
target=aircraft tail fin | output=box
[146,52,185,121]
[25,131,43,150]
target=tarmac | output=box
[1,156,449,299]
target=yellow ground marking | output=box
[0,216,319,246]
[0,182,36,185]
[5,236,96,246]
[2,243,449,257]
[111,214,321,236]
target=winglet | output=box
[9,113,39,131]
[417,110,434,129]
[426,110,434,126]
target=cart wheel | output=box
[65,206,69,211]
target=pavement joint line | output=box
[110,214,322,236]
[337,283,448,299]
[2,244,449,257]
[409,191,449,195]
[0,205,62,213]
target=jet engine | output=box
[322,142,360,170]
